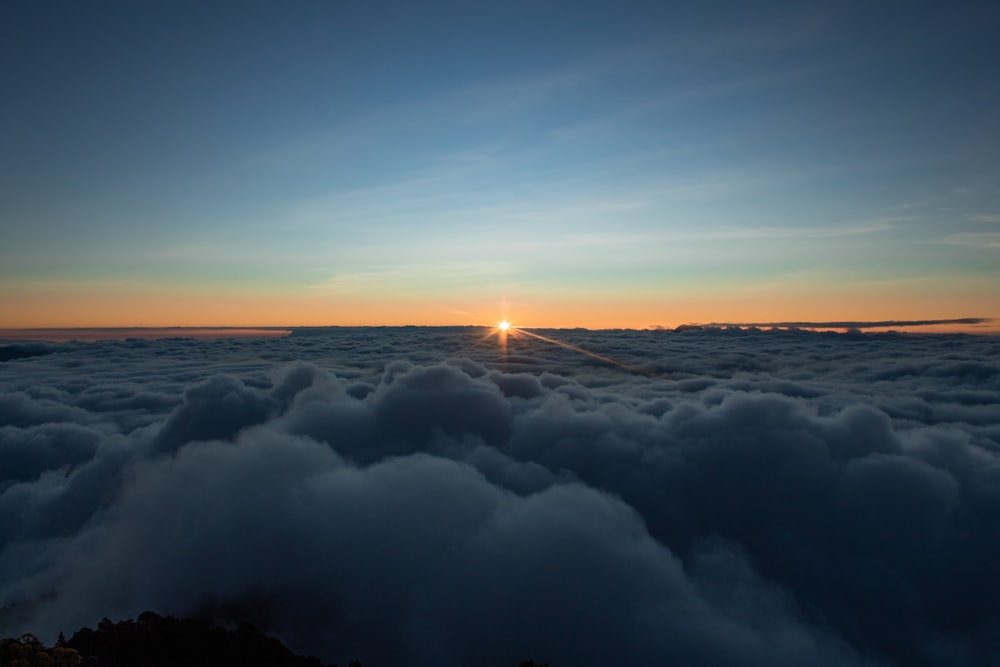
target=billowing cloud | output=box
[1,328,998,666]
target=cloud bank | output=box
[697,317,994,331]
[1,328,998,666]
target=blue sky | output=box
[2,1,998,327]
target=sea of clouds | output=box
[1,327,998,666]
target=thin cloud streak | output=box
[699,317,993,330]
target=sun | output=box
[497,320,511,331]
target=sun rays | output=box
[482,319,657,376]
[514,327,657,376]
[484,319,514,356]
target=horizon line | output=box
[1,317,997,344]
[0,317,994,332]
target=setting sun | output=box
[497,320,511,331]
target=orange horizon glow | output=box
[1,288,998,335]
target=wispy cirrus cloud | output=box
[932,232,1000,248]
[689,218,899,240]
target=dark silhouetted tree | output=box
[0,632,81,667]
[63,612,348,667]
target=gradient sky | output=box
[2,1,998,329]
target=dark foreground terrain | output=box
[4,613,339,667]
[2,613,552,667]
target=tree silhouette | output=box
[0,633,81,667]
[65,612,340,667]
[3,616,548,667]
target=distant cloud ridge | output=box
[703,317,993,329]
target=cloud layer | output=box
[1,328,999,666]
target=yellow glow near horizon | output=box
[497,320,511,331]
[1,286,998,334]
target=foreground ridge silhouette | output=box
[1,614,552,667]
[2,612,346,667]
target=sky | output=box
[2,328,999,666]
[1,0,999,329]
